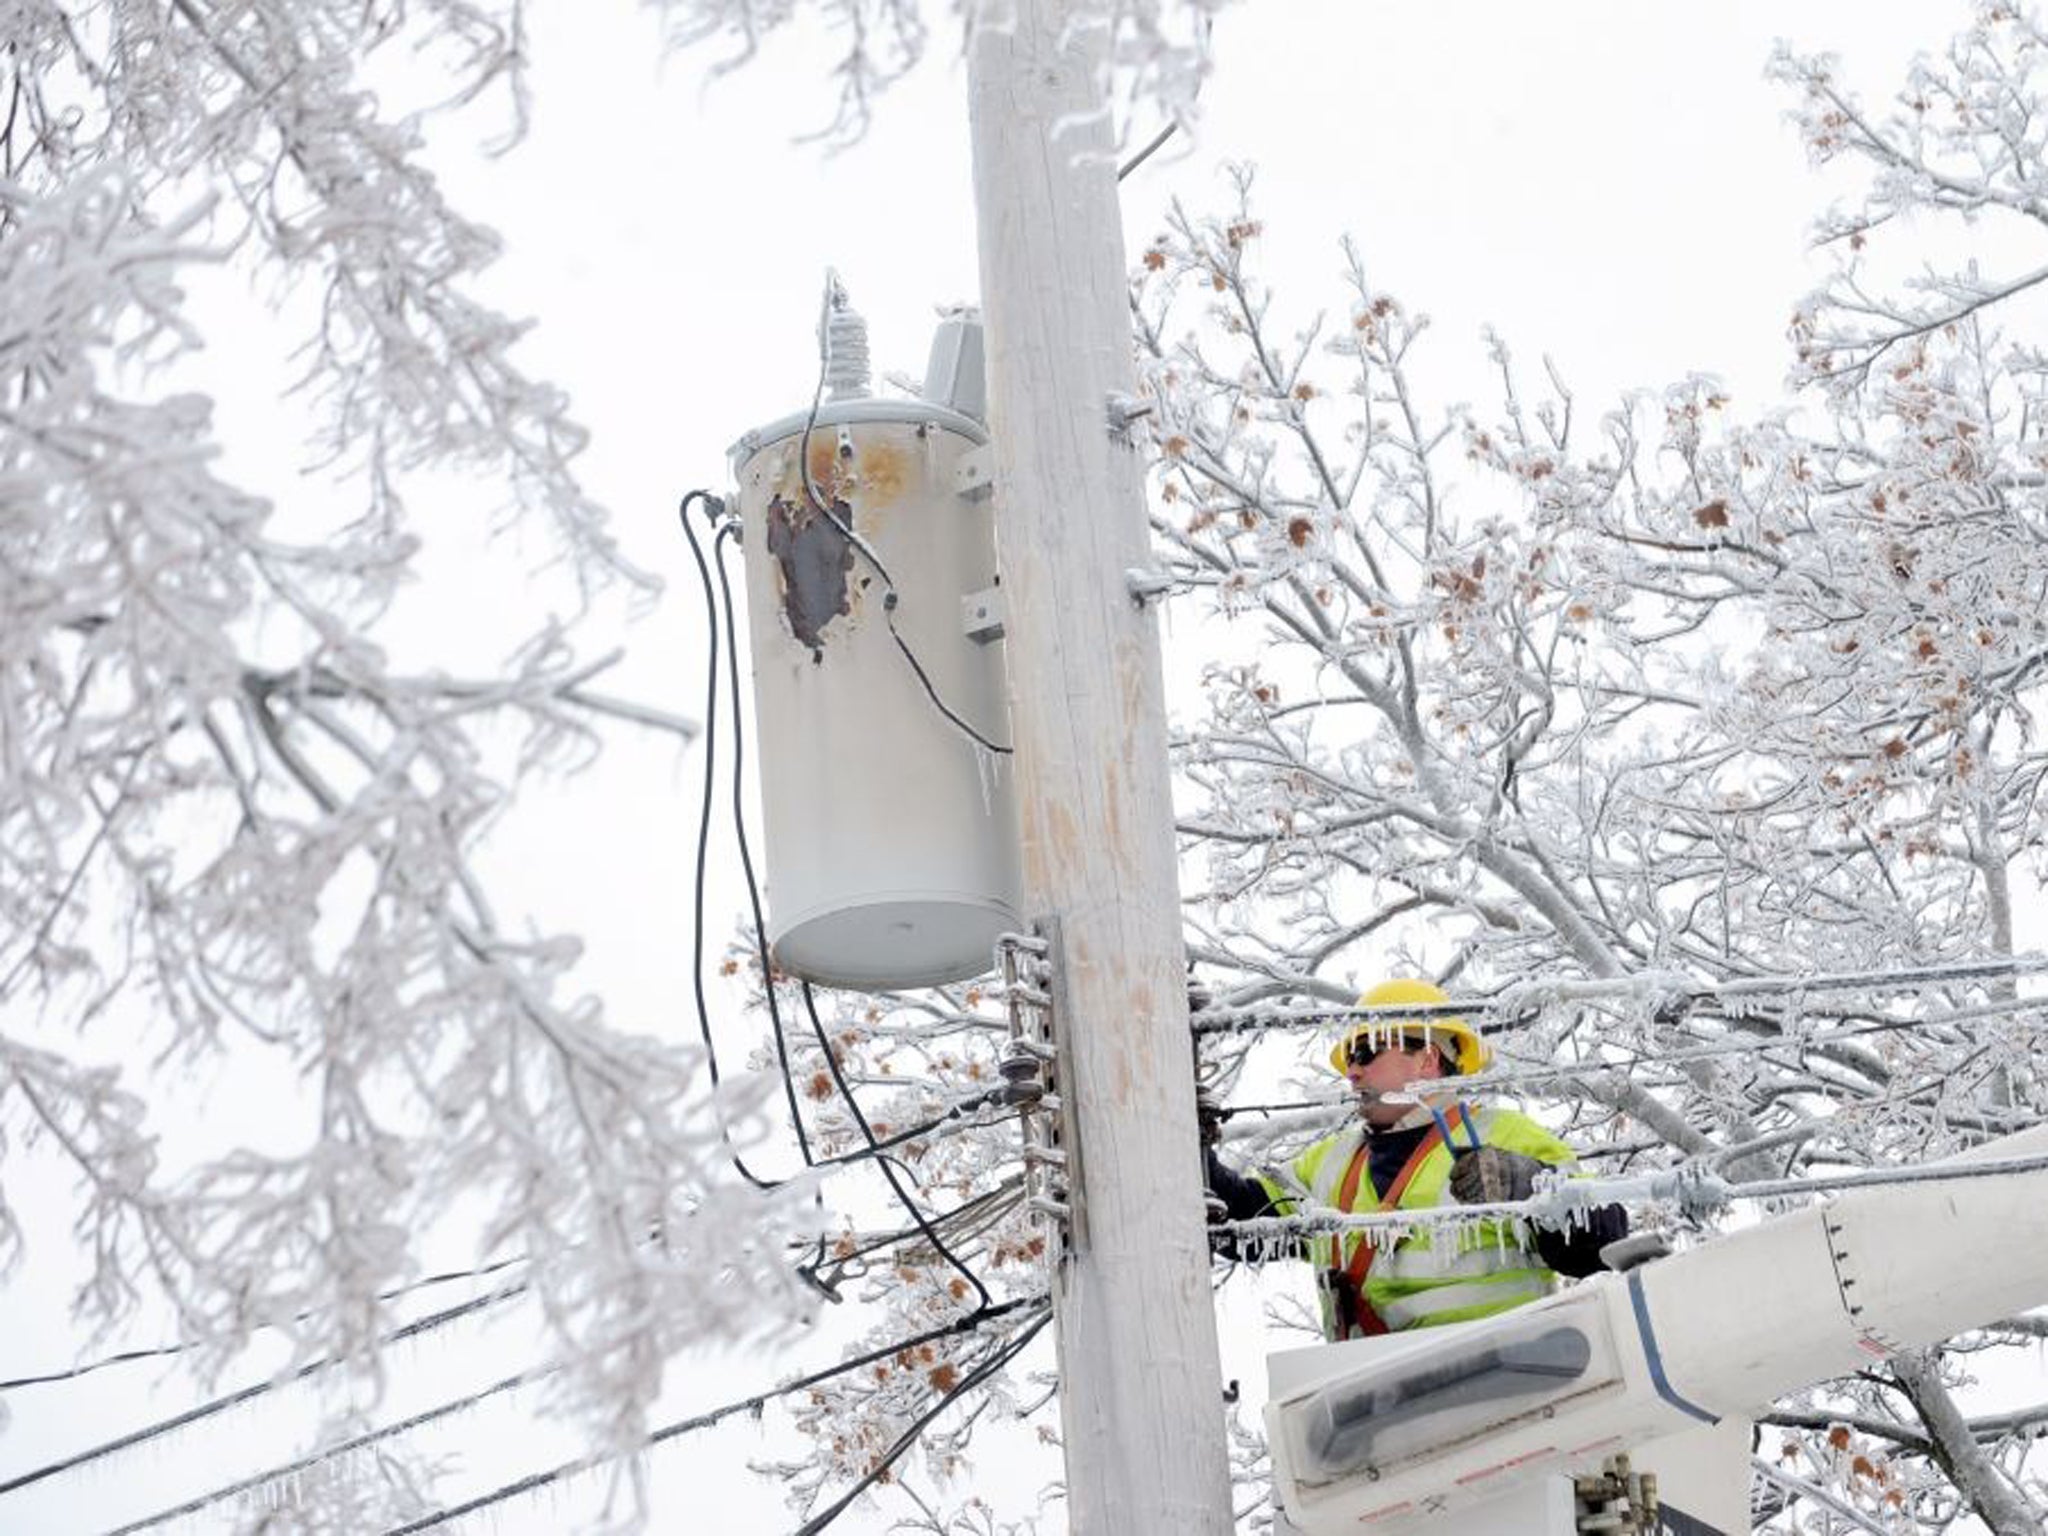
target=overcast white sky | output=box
[1,3,1998,1532]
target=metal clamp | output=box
[1574,1453,1660,1535]
[995,925,1076,1254]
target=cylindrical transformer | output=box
[729,384,1021,988]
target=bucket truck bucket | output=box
[1264,1123,2048,1534]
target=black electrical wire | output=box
[378,1296,1049,1536]
[808,1092,1015,1171]
[806,1183,1022,1276]
[705,512,1009,1306]
[0,1253,531,1394]
[683,496,1009,1186]
[801,982,993,1315]
[793,285,1012,758]
[713,519,997,1307]
[678,491,813,1185]
[706,513,821,1173]
[103,1367,545,1536]
[883,596,1014,757]
[791,1307,1053,1536]
[0,1278,527,1499]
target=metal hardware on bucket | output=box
[1573,1455,1659,1535]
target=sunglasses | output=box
[1345,1035,1438,1068]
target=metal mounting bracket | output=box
[954,443,996,501]
[962,586,1006,644]
[995,920,1080,1256]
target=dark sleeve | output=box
[1203,1148,1302,1262]
[1532,1199,1629,1277]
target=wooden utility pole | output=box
[966,3,1234,1529]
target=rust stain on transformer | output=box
[853,440,909,505]
[765,491,855,656]
[805,438,842,493]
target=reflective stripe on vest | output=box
[1293,1107,1561,1336]
[1376,1273,1554,1331]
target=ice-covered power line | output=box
[0,1280,529,1500]
[102,1369,543,1535]
[1213,1150,2048,1246]
[790,1310,1053,1536]
[0,1255,532,1395]
[1461,994,2048,1097]
[1188,953,2048,1036]
[100,1296,1050,1534]
[378,1297,1051,1535]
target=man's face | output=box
[1346,1035,1449,1128]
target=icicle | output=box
[972,739,1000,815]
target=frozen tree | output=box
[657,0,1231,147]
[14,0,2048,1532]
[0,0,816,1519]
[627,3,2048,1531]
[1121,7,2048,1530]
[0,0,1234,1528]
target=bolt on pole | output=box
[964,1,1235,1529]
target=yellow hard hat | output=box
[1329,978,1490,1076]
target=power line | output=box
[0,1253,531,1395]
[801,982,994,1313]
[107,1298,1051,1536]
[677,492,816,1187]
[103,1368,544,1535]
[802,1183,1025,1292]
[1117,119,1180,181]
[1213,1149,2048,1245]
[1189,954,2048,1037]
[1468,996,2048,1096]
[709,515,834,1180]
[0,1278,528,1499]
[792,1308,1053,1536]
[379,1297,1050,1536]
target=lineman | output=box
[1203,978,1626,1341]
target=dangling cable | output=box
[707,515,822,1174]
[801,981,992,1314]
[677,493,812,1184]
[700,495,998,1305]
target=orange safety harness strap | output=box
[1329,1105,1475,1337]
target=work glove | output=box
[1449,1147,1543,1205]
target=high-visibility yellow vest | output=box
[1256,1106,1576,1340]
